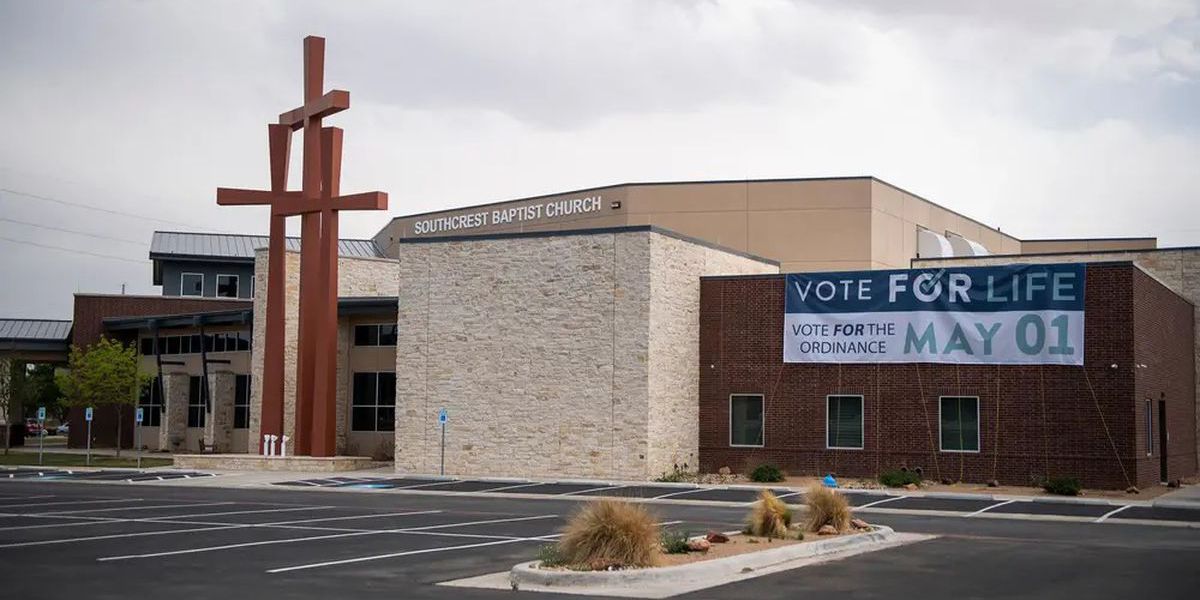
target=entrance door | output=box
[1158,400,1168,483]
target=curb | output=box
[509,526,896,591]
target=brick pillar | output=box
[159,373,189,452]
[205,371,235,453]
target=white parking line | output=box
[387,480,461,490]
[560,485,623,496]
[0,498,144,510]
[266,509,442,526]
[0,494,56,502]
[0,506,337,532]
[98,513,555,562]
[856,495,908,509]
[651,488,706,500]
[1095,504,1133,523]
[266,537,530,573]
[36,502,234,515]
[965,499,1019,517]
[0,523,247,549]
[478,482,543,493]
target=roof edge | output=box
[396,224,780,266]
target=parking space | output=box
[1,467,216,483]
[0,479,1196,600]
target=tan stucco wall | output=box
[393,228,777,480]
[1021,238,1157,254]
[916,247,1200,471]
[250,249,400,454]
[374,178,1030,274]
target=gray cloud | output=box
[0,0,1196,319]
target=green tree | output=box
[57,338,149,456]
[23,364,64,422]
[0,359,25,455]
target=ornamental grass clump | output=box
[804,483,852,533]
[558,499,661,568]
[746,489,793,538]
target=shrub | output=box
[804,484,852,533]
[749,463,785,483]
[654,464,694,483]
[1041,476,1082,496]
[878,468,921,488]
[660,529,690,554]
[536,543,566,567]
[558,499,661,568]
[746,489,793,538]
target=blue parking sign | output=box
[438,408,448,424]
[36,407,45,421]
[85,407,93,422]
[135,407,144,424]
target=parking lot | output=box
[2,472,1199,599]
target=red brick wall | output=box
[68,294,251,449]
[1131,269,1198,487]
[698,263,1196,489]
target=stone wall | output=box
[916,248,1200,474]
[250,249,400,455]
[394,227,777,480]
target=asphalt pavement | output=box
[1,475,1197,599]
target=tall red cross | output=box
[217,36,388,457]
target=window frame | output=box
[216,274,240,298]
[180,272,205,297]
[350,371,396,432]
[825,394,865,450]
[938,395,981,454]
[138,376,163,427]
[187,376,207,428]
[353,323,398,347]
[233,374,251,430]
[728,393,765,448]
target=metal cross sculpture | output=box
[217,36,388,457]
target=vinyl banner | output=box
[784,264,1085,365]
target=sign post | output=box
[438,408,448,476]
[135,407,144,470]
[84,407,93,466]
[36,406,45,466]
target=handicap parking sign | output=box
[438,408,448,424]
[85,407,93,422]
[135,407,144,424]
[36,407,46,421]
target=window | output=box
[234,375,251,429]
[138,377,163,427]
[351,372,396,432]
[939,396,979,452]
[166,336,181,355]
[216,274,239,298]
[140,338,156,356]
[187,376,207,428]
[181,272,204,297]
[250,276,256,298]
[729,394,764,447]
[1145,400,1153,455]
[354,324,397,347]
[826,395,864,449]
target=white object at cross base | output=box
[265,434,275,457]
[280,435,289,458]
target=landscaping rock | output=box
[817,525,837,536]
[687,538,711,552]
[705,531,729,543]
[903,483,919,491]
[1168,479,1181,489]
[940,477,954,485]
[718,466,732,476]
[986,479,999,488]
[850,518,870,530]
[1125,486,1140,494]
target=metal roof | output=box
[0,319,72,342]
[149,231,384,262]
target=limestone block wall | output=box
[159,372,188,452]
[205,371,235,453]
[646,236,779,478]
[395,227,778,480]
[250,249,400,454]
[916,248,1200,472]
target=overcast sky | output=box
[1,0,1197,319]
